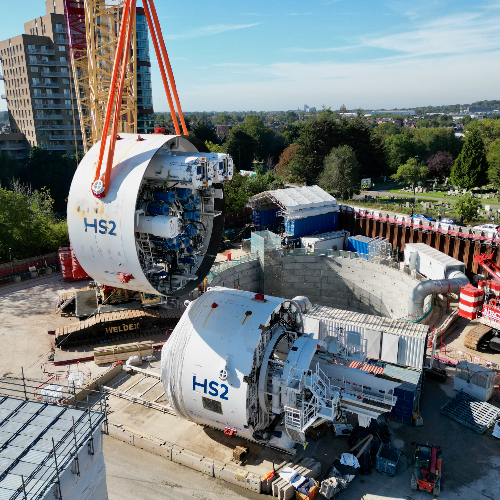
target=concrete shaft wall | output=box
[280,254,416,318]
[207,254,419,319]
[207,259,261,293]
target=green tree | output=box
[0,185,69,261]
[205,141,226,154]
[391,158,428,202]
[384,133,421,173]
[487,138,500,190]
[215,112,232,125]
[20,147,80,214]
[0,152,20,187]
[450,129,488,189]
[318,145,361,200]
[239,115,285,163]
[293,110,385,184]
[224,129,257,171]
[191,121,218,144]
[454,192,481,223]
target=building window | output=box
[59,56,67,62]
[62,78,70,84]
[58,45,65,52]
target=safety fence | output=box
[340,205,500,243]
[205,253,259,283]
[0,254,60,288]
[433,343,499,371]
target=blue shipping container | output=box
[253,208,282,229]
[347,235,373,259]
[284,212,338,237]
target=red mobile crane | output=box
[458,253,500,351]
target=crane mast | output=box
[64,0,137,153]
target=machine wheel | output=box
[411,473,418,490]
[433,479,440,497]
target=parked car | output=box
[472,223,500,235]
[440,217,463,226]
[412,214,437,222]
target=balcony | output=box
[0,144,27,150]
[55,37,67,44]
[33,103,73,109]
[40,71,69,78]
[1,94,5,100]
[54,26,66,33]
[35,124,75,130]
[49,134,82,140]
[28,60,68,67]
[32,82,59,88]
[44,145,67,151]
[35,114,64,120]
[26,48,55,55]
[32,93,73,99]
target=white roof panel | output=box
[260,185,339,219]
[404,243,465,268]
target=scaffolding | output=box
[368,237,393,264]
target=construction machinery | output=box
[161,287,400,444]
[459,253,500,352]
[411,444,442,496]
[57,0,233,347]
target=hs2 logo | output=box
[84,218,117,236]
[193,376,229,400]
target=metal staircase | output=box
[284,364,341,441]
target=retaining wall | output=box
[207,253,420,319]
[280,254,417,318]
[207,259,261,292]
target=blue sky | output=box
[1,0,500,111]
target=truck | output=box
[361,178,372,190]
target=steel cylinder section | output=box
[67,133,233,296]
[161,287,401,445]
[135,215,180,239]
[161,287,301,441]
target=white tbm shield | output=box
[67,133,233,296]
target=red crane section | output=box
[90,0,188,199]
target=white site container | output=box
[453,361,496,401]
[404,243,466,280]
[300,230,350,251]
[305,305,428,369]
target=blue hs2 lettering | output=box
[84,218,117,236]
[193,376,228,400]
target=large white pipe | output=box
[408,269,469,318]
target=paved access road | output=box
[104,436,263,500]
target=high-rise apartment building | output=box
[136,8,154,135]
[0,0,83,156]
[0,0,155,158]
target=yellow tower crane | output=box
[64,0,137,152]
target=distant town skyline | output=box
[1,0,500,113]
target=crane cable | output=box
[91,0,188,199]
[144,0,188,135]
[91,0,134,197]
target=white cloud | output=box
[162,48,500,111]
[288,44,362,53]
[163,23,261,40]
